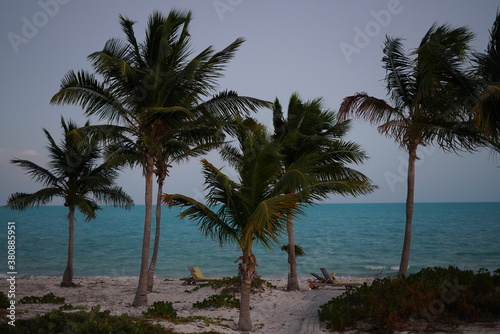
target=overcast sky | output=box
[1,0,499,205]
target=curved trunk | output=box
[237,249,257,332]
[399,141,418,276]
[286,214,300,291]
[147,175,164,292]
[61,205,75,287]
[133,154,154,307]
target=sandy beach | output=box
[2,277,500,333]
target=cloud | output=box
[19,149,40,156]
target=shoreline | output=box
[2,276,499,333]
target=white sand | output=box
[2,277,499,333]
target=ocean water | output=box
[0,202,498,279]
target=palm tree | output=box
[50,10,269,306]
[472,11,500,147]
[273,93,376,290]
[338,24,489,276]
[164,117,303,331]
[5,117,133,287]
[147,121,225,292]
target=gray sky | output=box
[1,0,499,205]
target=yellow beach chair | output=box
[181,266,222,285]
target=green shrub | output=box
[58,303,87,311]
[193,293,240,309]
[0,306,172,334]
[143,301,178,321]
[191,275,275,294]
[19,293,65,304]
[0,292,9,309]
[318,266,500,333]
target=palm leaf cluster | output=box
[273,93,376,202]
[165,117,303,253]
[473,11,500,142]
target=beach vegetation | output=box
[0,292,8,309]
[164,116,303,331]
[50,9,268,304]
[186,275,275,294]
[58,303,87,311]
[143,301,178,320]
[193,293,240,309]
[5,117,133,287]
[273,93,376,290]
[143,301,233,329]
[338,23,494,276]
[0,306,173,334]
[19,292,65,304]
[318,266,500,333]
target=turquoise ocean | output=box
[1,202,498,279]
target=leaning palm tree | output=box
[51,10,269,306]
[472,11,500,147]
[164,117,303,331]
[5,117,133,287]
[338,24,489,276]
[273,93,376,290]
[147,122,225,292]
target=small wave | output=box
[364,266,386,270]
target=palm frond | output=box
[243,193,301,249]
[6,188,62,210]
[50,70,130,123]
[382,36,415,110]
[163,193,237,246]
[338,92,403,126]
[10,159,60,187]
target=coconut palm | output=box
[147,122,225,292]
[5,117,133,287]
[472,11,500,146]
[273,93,376,290]
[50,10,269,306]
[338,24,489,276]
[164,117,303,331]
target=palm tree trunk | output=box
[238,250,257,332]
[133,154,154,307]
[399,141,418,276]
[147,176,164,292]
[286,215,300,291]
[62,205,75,287]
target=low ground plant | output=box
[19,293,65,304]
[0,292,9,309]
[193,293,240,309]
[318,266,500,333]
[143,301,233,329]
[188,276,275,294]
[0,306,172,334]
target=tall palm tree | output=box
[472,11,500,147]
[5,117,133,287]
[338,24,489,276]
[50,10,269,306]
[272,93,376,290]
[164,117,303,331]
[147,121,225,292]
